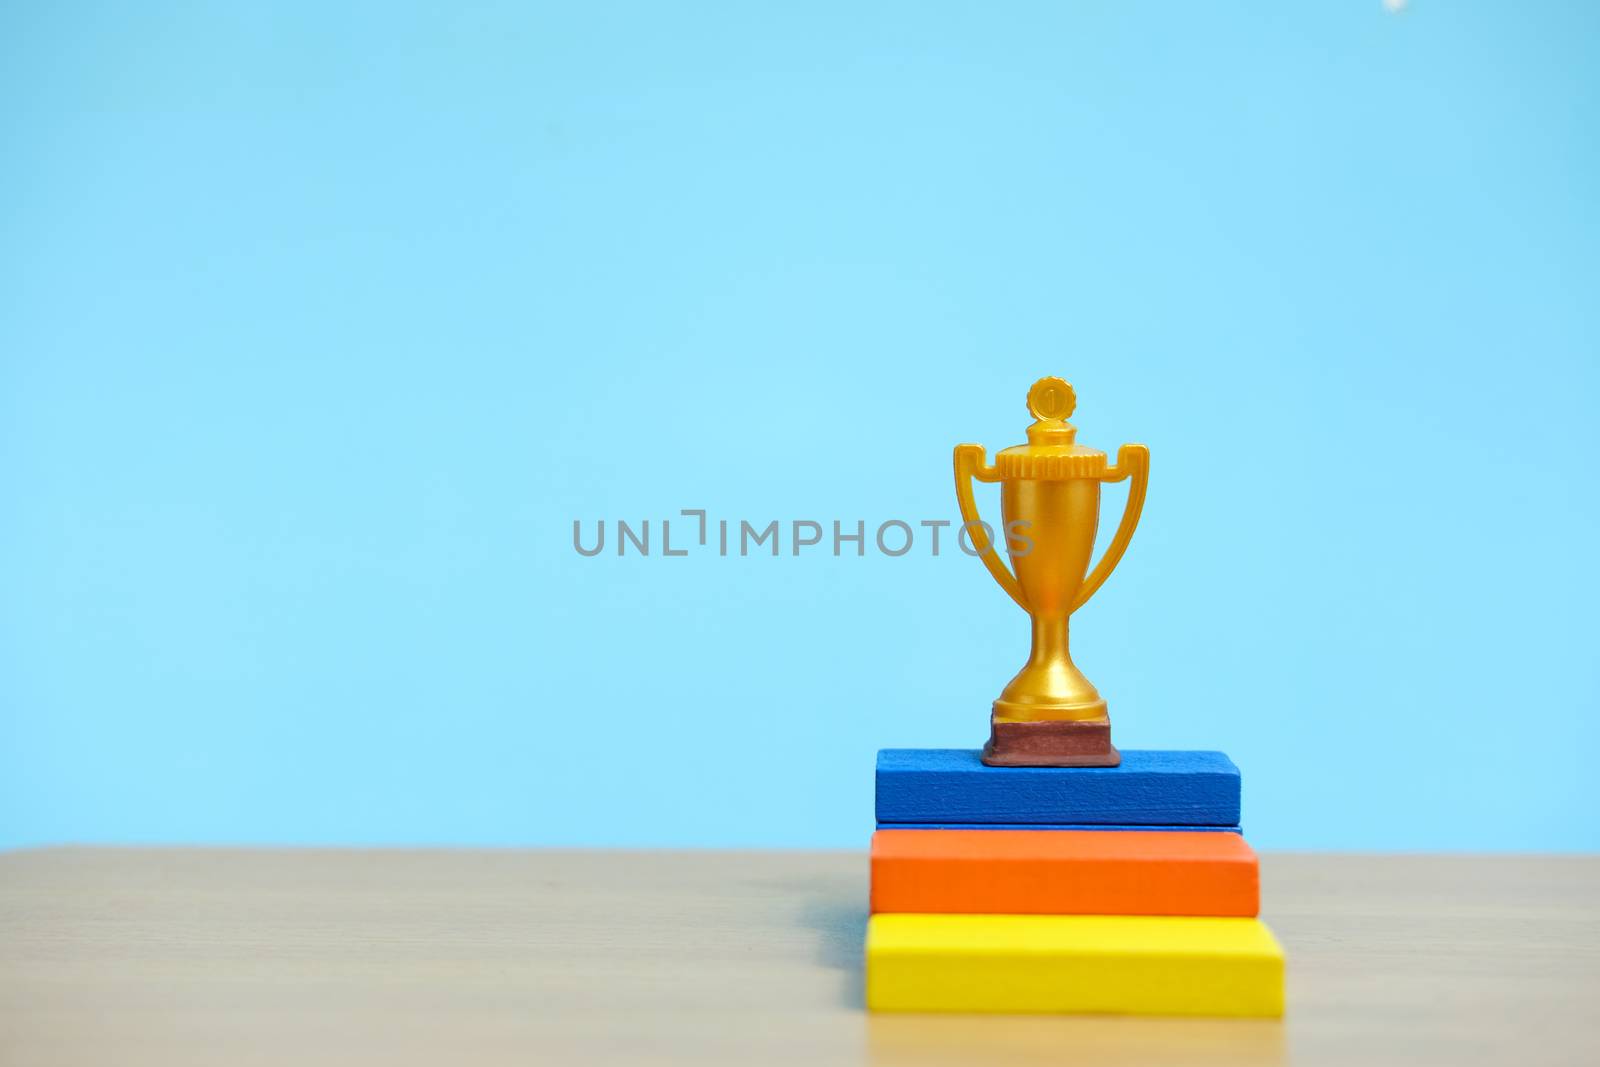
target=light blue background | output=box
[4,2,1596,851]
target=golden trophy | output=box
[954,377,1149,767]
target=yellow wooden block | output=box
[866,914,1284,1017]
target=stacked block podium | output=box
[865,750,1285,1016]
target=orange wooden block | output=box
[869,829,1259,917]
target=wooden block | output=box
[875,749,1240,827]
[866,914,1284,1016]
[870,829,1259,916]
[878,822,1241,833]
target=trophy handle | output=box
[1070,443,1150,614]
[953,444,1030,612]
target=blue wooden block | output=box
[877,822,1243,833]
[875,749,1240,827]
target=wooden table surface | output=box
[1,848,1596,1066]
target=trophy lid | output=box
[994,377,1109,480]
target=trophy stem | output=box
[1029,615,1071,671]
[983,611,1120,767]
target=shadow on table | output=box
[865,1014,1285,1067]
[796,880,869,1009]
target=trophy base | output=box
[982,717,1121,768]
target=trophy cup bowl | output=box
[996,476,1105,721]
[953,377,1149,767]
